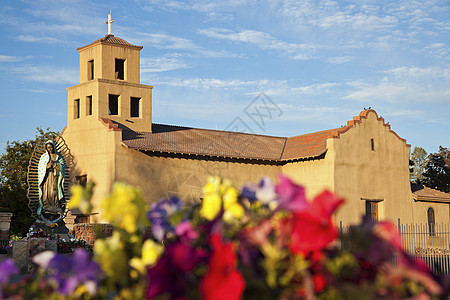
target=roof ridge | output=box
[151,123,288,140]
[77,34,143,51]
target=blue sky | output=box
[0,0,449,155]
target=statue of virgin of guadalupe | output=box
[37,140,65,216]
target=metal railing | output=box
[338,222,450,275]
[399,223,450,275]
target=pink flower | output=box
[275,175,309,211]
[200,234,245,300]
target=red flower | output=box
[289,190,344,255]
[312,274,326,292]
[200,234,245,300]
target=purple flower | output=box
[241,177,277,205]
[147,241,208,299]
[0,259,18,284]
[0,259,18,299]
[46,249,102,295]
[147,197,183,241]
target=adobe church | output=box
[61,32,450,227]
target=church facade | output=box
[61,34,450,226]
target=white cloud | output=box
[385,66,450,79]
[10,65,78,84]
[134,32,199,51]
[198,28,317,60]
[18,35,60,44]
[27,88,59,94]
[141,54,190,72]
[344,80,450,104]
[326,56,354,64]
[157,77,264,89]
[0,55,20,62]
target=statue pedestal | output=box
[31,220,69,235]
[12,238,57,274]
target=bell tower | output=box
[66,16,153,132]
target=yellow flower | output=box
[200,177,244,222]
[200,193,222,220]
[68,183,94,214]
[101,183,149,234]
[94,232,128,280]
[129,239,164,274]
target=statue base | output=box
[12,238,57,274]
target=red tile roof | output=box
[122,124,287,161]
[117,109,409,162]
[78,35,143,51]
[412,184,450,203]
[282,127,351,160]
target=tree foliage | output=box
[422,146,450,193]
[409,146,429,183]
[0,128,55,236]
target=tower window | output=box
[108,94,119,115]
[115,59,125,80]
[365,201,378,221]
[88,60,94,80]
[74,99,80,119]
[130,97,140,117]
[371,138,375,151]
[86,95,92,116]
[427,207,435,236]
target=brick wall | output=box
[73,223,113,245]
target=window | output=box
[115,59,125,80]
[86,95,92,116]
[371,138,375,151]
[88,60,94,80]
[75,175,87,187]
[75,215,90,224]
[427,207,435,236]
[108,94,119,115]
[366,201,378,221]
[74,99,80,119]
[130,97,140,117]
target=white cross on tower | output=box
[106,11,115,35]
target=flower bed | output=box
[1,176,449,299]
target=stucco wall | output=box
[331,111,413,225]
[62,119,119,215]
[114,142,282,208]
[78,43,141,84]
[281,151,335,200]
[411,201,450,225]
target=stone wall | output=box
[0,212,13,240]
[73,223,113,245]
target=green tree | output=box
[422,146,450,193]
[410,146,429,183]
[0,128,55,236]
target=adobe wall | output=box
[411,201,450,224]
[281,152,335,200]
[331,111,413,225]
[114,143,282,210]
[62,119,118,214]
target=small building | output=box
[61,33,450,226]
